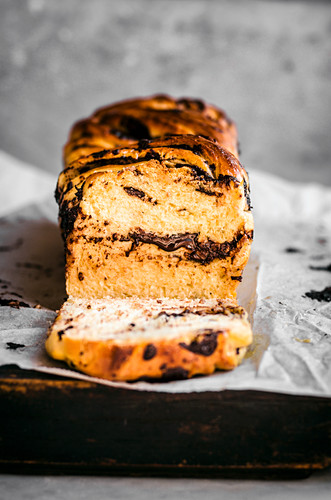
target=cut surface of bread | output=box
[46,297,253,381]
[57,135,253,300]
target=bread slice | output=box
[45,297,252,381]
[64,94,239,166]
[57,135,253,301]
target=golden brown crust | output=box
[64,94,239,166]
[58,134,249,202]
[45,298,252,381]
[57,134,250,218]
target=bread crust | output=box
[45,298,252,381]
[64,94,239,165]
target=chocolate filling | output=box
[160,366,189,380]
[59,201,82,240]
[143,344,157,360]
[243,178,252,210]
[71,144,244,191]
[123,187,157,205]
[285,247,303,254]
[109,346,134,370]
[127,228,252,264]
[6,342,26,350]
[305,287,331,302]
[195,186,224,197]
[218,174,240,187]
[177,98,206,111]
[310,264,331,272]
[179,332,219,356]
[78,150,161,173]
[156,304,242,318]
[100,114,152,140]
[91,149,113,159]
[0,298,30,308]
[57,330,65,340]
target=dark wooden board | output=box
[0,365,330,478]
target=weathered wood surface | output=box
[0,365,330,478]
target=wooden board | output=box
[0,365,330,478]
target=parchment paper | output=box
[1,150,331,396]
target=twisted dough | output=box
[46,95,254,380]
[64,94,239,166]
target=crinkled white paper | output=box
[1,151,331,396]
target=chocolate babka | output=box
[47,95,254,380]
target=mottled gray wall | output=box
[0,0,330,184]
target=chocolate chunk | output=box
[243,178,252,210]
[119,115,151,140]
[78,272,84,281]
[0,298,30,309]
[127,228,250,264]
[195,186,224,197]
[91,149,112,159]
[109,346,133,370]
[129,229,197,253]
[285,247,303,254]
[180,332,219,356]
[177,98,206,111]
[137,139,151,150]
[160,366,189,381]
[309,264,331,272]
[6,342,25,350]
[98,114,151,140]
[143,344,157,360]
[57,330,65,340]
[74,184,84,202]
[218,174,240,187]
[78,151,161,173]
[305,287,331,302]
[59,201,82,239]
[123,187,157,205]
[124,186,146,199]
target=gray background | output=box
[0,0,330,184]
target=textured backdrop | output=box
[0,0,330,184]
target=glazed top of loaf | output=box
[64,94,239,165]
[57,134,250,208]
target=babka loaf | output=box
[47,95,254,381]
[57,134,253,300]
[64,94,239,165]
[45,297,252,381]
